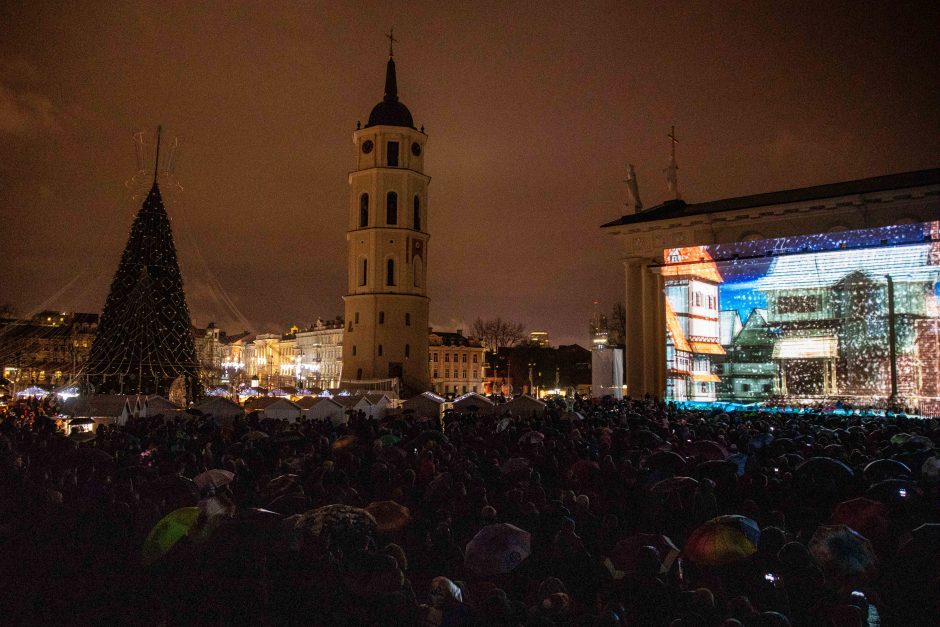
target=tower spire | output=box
[386,27,397,57]
[153,125,162,186]
[664,125,680,200]
[383,30,399,101]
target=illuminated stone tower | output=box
[342,46,430,393]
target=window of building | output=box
[352,345,357,356]
[378,311,384,324]
[386,258,396,286]
[462,354,467,363]
[444,354,450,362]
[445,369,450,378]
[453,353,459,362]
[433,353,438,362]
[355,312,360,324]
[405,344,410,358]
[700,382,708,393]
[472,385,478,393]
[472,354,478,363]
[357,368,362,379]
[462,370,467,378]
[386,191,398,225]
[359,259,368,286]
[433,370,438,378]
[762,384,772,393]
[741,383,751,392]
[695,292,702,307]
[413,195,421,230]
[359,193,369,227]
[386,141,399,167]
[413,258,423,288]
[405,312,411,326]
[348,321,353,332]
[378,344,383,356]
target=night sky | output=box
[1,2,937,345]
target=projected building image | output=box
[663,221,940,408]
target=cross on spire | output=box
[664,125,681,200]
[386,27,397,57]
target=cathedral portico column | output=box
[623,258,646,396]
[644,266,666,399]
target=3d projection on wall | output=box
[662,221,940,407]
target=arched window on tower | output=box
[405,344,410,358]
[359,258,368,287]
[413,257,423,288]
[386,258,396,286]
[359,193,369,227]
[386,192,398,225]
[413,195,421,230]
[378,344,383,357]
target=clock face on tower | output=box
[362,140,374,154]
[411,142,421,156]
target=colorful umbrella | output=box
[609,533,679,575]
[294,504,377,549]
[365,500,411,533]
[142,506,200,565]
[332,435,358,450]
[465,523,531,576]
[379,433,401,446]
[193,469,235,490]
[684,515,760,566]
[830,497,889,551]
[809,524,878,581]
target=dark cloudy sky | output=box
[1,1,937,345]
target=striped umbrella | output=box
[684,515,760,566]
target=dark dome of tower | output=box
[367,99,414,128]
[365,56,415,129]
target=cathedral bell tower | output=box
[342,45,430,393]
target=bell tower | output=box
[342,43,430,393]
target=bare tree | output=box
[471,317,526,352]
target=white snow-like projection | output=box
[662,221,940,411]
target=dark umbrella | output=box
[266,494,309,516]
[830,497,890,552]
[645,450,687,476]
[685,440,728,461]
[609,533,680,575]
[695,460,738,489]
[794,457,854,489]
[650,476,699,497]
[863,459,912,483]
[866,479,923,505]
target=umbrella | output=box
[464,523,531,576]
[645,450,687,475]
[651,476,699,496]
[67,447,114,466]
[142,507,200,565]
[727,452,749,477]
[809,524,878,581]
[266,493,309,516]
[294,504,377,549]
[889,433,912,447]
[496,418,511,433]
[193,469,235,490]
[379,434,401,446]
[570,459,600,483]
[143,475,200,509]
[501,457,531,475]
[630,430,663,448]
[686,440,728,461]
[411,430,449,447]
[518,430,545,445]
[241,430,269,442]
[695,460,739,488]
[69,431,97,443]
[794,457,854,486]
[866,479,922,504]
[684,515,760,566]
[863,459,911,483]
[921,455,940,483]
[609,533,680,577]
[365,500,411,533]
[830,498,889,551]
[266,473,302,495]
[332,435,358,450]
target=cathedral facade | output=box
[341,51,430,393]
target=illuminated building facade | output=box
[428,330,485,396]
[604,168,940,410]
[342,49,431,392]
[295,318,344,390]
[0,311,98,388]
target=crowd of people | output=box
[1,393,937,626]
